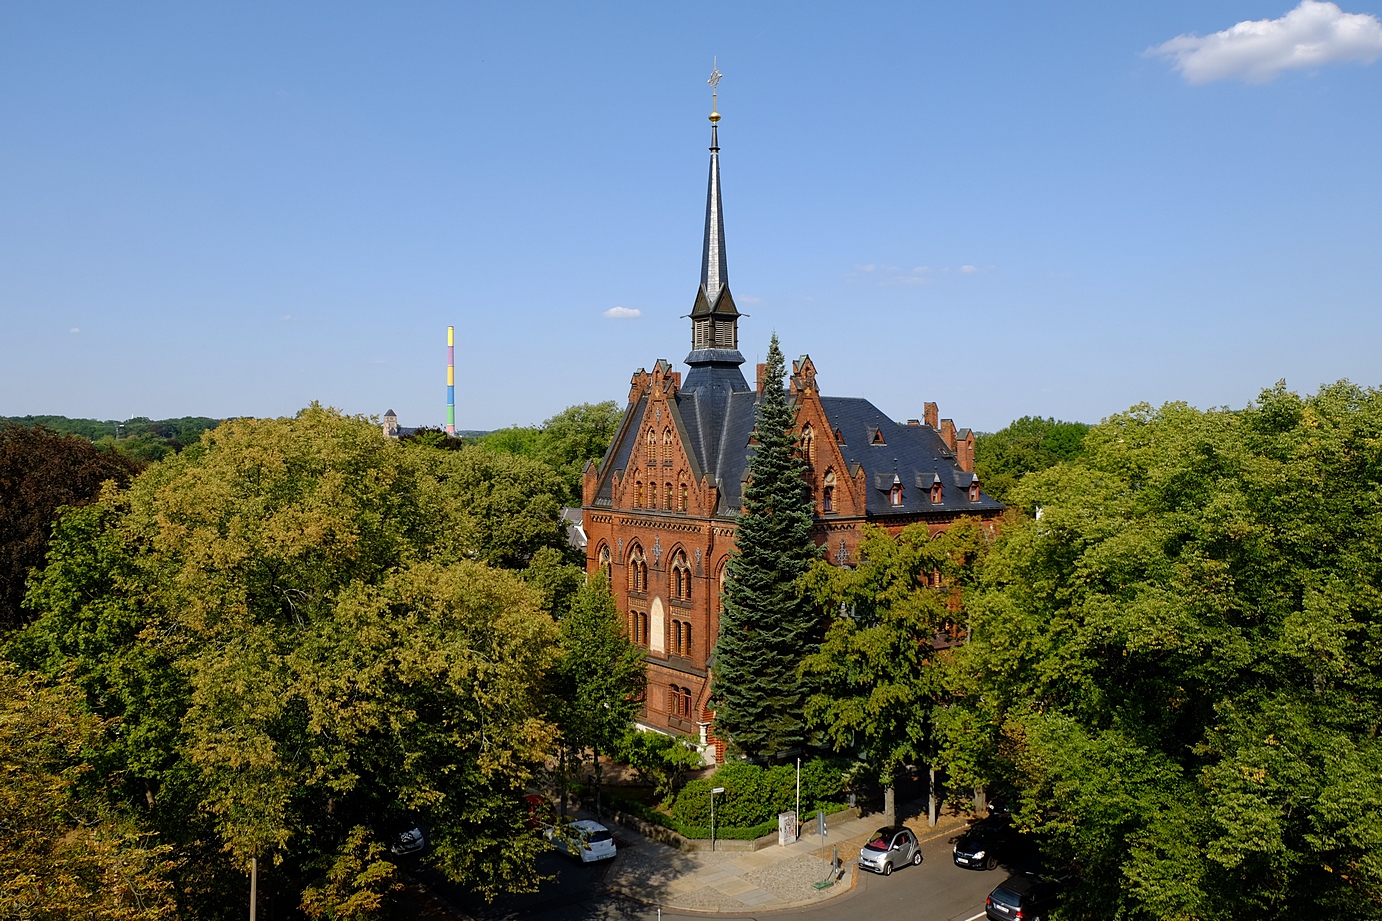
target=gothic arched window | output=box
[628,545,647,593]
[598,543,611,579]
[801,424,815,464]
[715,558,728,614]
[679,483,688,512]
[822,468,836,513]
[634,481,644,509]
[664,482,673,511]
[647,428,657,463]
[671,550,691,602]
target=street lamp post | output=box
[795,757,801,841]
[710,786,725,851]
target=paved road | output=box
[431,823,1013,921]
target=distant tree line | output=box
[1,414,223,463]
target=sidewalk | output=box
[599,799,973,913]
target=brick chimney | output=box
[756,362,767,398]
[956,431,975,473]
[924,402,938,429]
[940,418,957,452]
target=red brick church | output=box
[580,100,1003,761]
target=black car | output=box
[984,872,1061,921]
[953,816,1016,870]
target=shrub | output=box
[605,792,844,841]
[669,758,846,828]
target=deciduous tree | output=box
[941,381,1382,920]
[0,663,177,920]
[551,573,646,816]
[14,405,566,913]
[0,423,141,631]
[801,520,988,820]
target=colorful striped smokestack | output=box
[446,326,455,435]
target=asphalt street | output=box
[432,822,1013,921]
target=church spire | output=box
[702,62,727,304]
[687,60,744,368]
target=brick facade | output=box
[579,108,1002,760]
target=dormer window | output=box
[969,481,980,502]
[931,483,943,504]
[890,483,904,506]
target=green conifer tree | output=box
[712,334,821,759]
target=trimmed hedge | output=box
[606,792,848,841]
[670,758,846,828]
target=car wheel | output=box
[985,855,998,871]
[882,861,893,876]
[912,851,922,866]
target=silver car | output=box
[858,825,922,875]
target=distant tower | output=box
[382,409,400,439]
[446,326,456,435]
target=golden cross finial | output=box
[708,58,723,122]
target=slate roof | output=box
[595,379,1002,518]
[817,397,1004,516]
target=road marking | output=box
[960,913,987,921]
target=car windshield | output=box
[586,829,613,843]
[865,835,890,850]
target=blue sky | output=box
[3,2,1380,432]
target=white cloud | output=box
[739,294,764,305]
[960,265,979,274]
[1150,1,1382,84]
[69,327,80,333]
[603,306,641,319]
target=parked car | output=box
[953,816,1017,870]
[389,826,425,856]
[985,872,1062,921]
[544,819,617,863]
[857,825,922,876]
